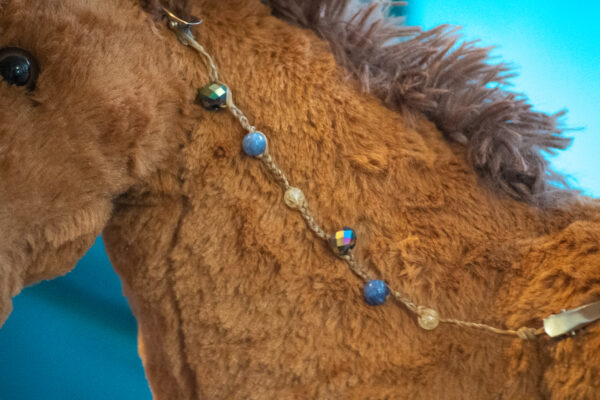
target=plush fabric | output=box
[265,0,575,206]
[0,0,598,398]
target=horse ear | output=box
[138,0,191,21]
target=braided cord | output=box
[170,21,545,340]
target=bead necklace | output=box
[162,8,600,341]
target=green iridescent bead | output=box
[197,82,227,110]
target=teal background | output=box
[1,2,598,399]
[408,1,600,196]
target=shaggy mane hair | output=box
[142,0,576,206]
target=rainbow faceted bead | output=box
[329,227,357,255]
[197,82,227,110]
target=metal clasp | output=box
[162,7,203,45]
[543,300,600,338]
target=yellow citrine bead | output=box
[284,187,306,209]
[417,307,440,330]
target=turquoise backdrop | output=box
[1,2,598,399]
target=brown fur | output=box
[0,0,599,398]
[265,0,574,206]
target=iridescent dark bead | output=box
[329,227,356,255]
[364,280,389,306]
[197,82,227,110]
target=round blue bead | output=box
[364,280,390,306]
[243,131,267,157]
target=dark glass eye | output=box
[0,47,39,90]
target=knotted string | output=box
[167,16,547,341]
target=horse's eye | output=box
[0,47,39,90]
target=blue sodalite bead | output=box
[364,280,390,306]
[243,131,267,157]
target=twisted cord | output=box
[340,253,370,281]
[298,205,329,241]
[186,36,219,83]
[176,27,256,133]
[259,150,328,240]
[391,289,418,314]
[440,319,544,339]
[171,20,545,341]
[225,87,256,133]
[258,151,291,189]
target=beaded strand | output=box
[166,14,545,341]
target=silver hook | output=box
[544,301,600,338]
[162,7,203,45]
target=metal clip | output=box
[162,7,203,45]
[543,300,600,338]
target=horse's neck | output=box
[104,0,594,309]
[101,2,600,396]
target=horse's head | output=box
[0,0,190,324]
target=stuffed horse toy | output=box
[1,0,599,398]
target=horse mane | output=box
[141,0,577,207]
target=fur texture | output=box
[0,0,599,399]
[265,0,575,206]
